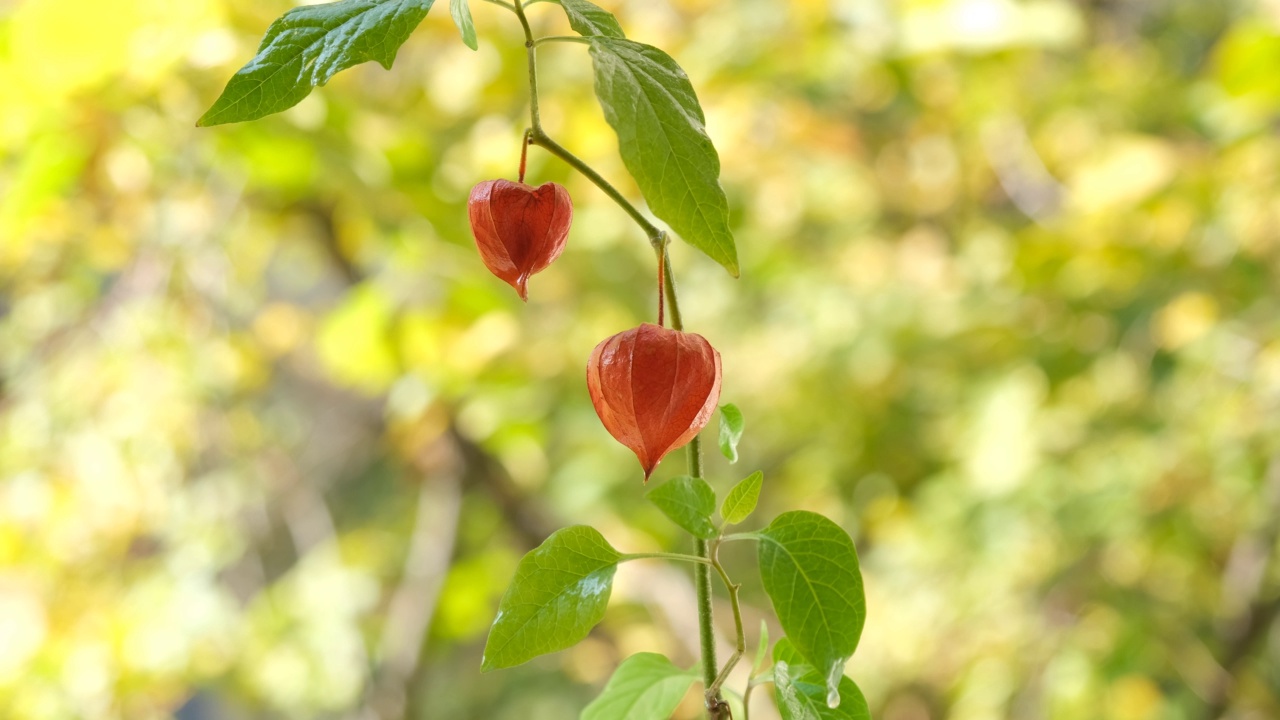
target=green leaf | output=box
[584,37,739,276]
[758,512,865,707]
[646,475,717,540]
[482,526,621,671]
[450,0,478,50]
[772,639,871,719]
[552,0,625,39]
[717,403,745,463]
[198,0,436,126]
[580,652,699,720]
[720,471,763,525]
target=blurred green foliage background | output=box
[3,0,1280,718]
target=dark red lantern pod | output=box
[468,179,573,301]
[587,323,723,481]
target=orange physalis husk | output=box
[586,323,723,481]
[468,179,572,301]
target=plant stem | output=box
[512,7,725,716]
[518,128,532,183]
[706,541,746,699]
[513,0,540,130]
[663,255,684,329]
[687,435,727,717]
[694,533,721,713]
[742,672,772,720]
[656,244,667,327]
[482,0,517,10]
[620,551,712,566]
[534,35,591,47]
[529,132,663,247]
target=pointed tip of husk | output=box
[515,277,529,302]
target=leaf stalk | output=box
[620,551,712,566]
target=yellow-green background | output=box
[3,0,1279,718]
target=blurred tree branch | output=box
[366,438,465,720]
[1201,457,1280,719]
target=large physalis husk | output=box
[468,179,572,300]
[587,323,722,480]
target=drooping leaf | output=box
[199,0,436,126]
[482,526,621,671]
[758,512,865,707]
[646,475,718,540]
[580,652,699,720]
[583,37,739,276]
[553,0,625,39]
[717,403,745,462]
[772,639,871,720]
[720,470,763,525]
[450,0,478,50]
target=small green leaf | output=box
[758,512,865,707]
[482,526,621,671]
[450,0,478,50]
[583,37,739,276]
[720,471,763,525]
[752,619,770,675]
[198,0,436,126]
[580,652,699,720]
[552,0,625,39]
[772,639,870,719]
[717,403,745,463]
[646,475,717,540]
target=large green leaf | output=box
[583,37,739,276]
[717,403,745,463]
[758,512,865,707]
[450,0,477,50]
[646,475,717,540]
[198,0,436,126]
[720,470,763,525]
[552,0,625,39]
[580,652,699,720]
[772,639,871,719]
[482,526,621,671]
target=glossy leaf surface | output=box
[718,403,745,462]
[758,512,865,707]
[553,0,625,39]
[646,475,717,540]
[772,638,871,719]
[482,526,621,671]
[720,470,763,525]
[199,0,435,126]
[580,652,698,720]
[584,37,738,276]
